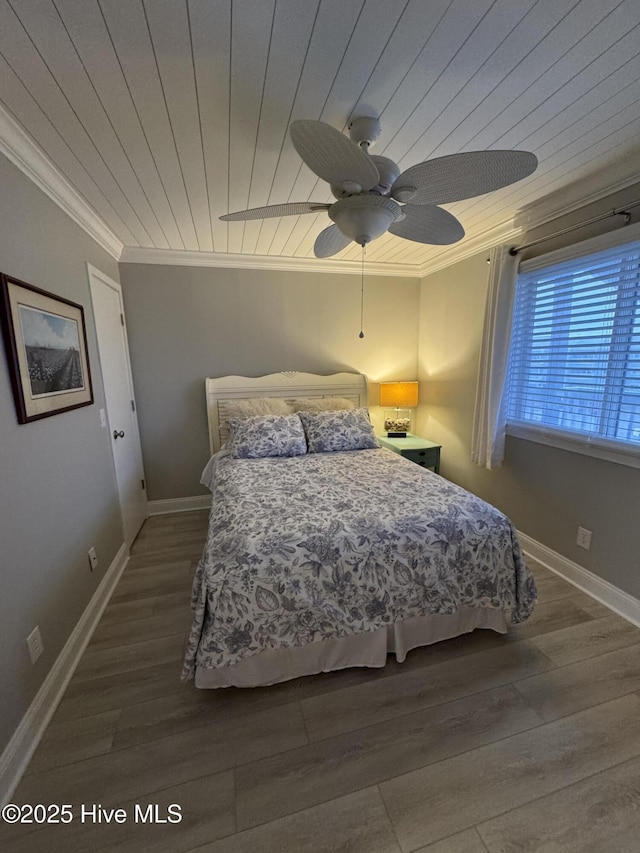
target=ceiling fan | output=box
[220,116,538,257]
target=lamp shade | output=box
[379,381,419,408]
[329,195,401,245]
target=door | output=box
[88,264,147,546]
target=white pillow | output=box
[291,396,356,412]
[219,397,294,442]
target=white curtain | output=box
[471,244,519,469]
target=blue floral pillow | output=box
[228,414,307,459]
[299,408,379,453]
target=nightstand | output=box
[377,433,441,473]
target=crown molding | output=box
[417,218,523,277]
[0,103,124,261]
[2,94,638,279]
[513,152,640,232]
[119,246,421,278]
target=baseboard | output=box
[519,531,640,628]
[0,541,129,806]
[147,495,212,515]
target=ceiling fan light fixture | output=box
[329,195,401,245]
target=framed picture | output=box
[0,273,93,423]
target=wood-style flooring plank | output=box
[72,632,187,682]
[301,639,555,742]
[569,591,613,618]
[513,642,640,721]
[139,510,208,534]
[415,828,490,852]
[533,574,579,604]
[53,661,188,722]
[88,607,193,650]
[187,786,401,853]
[525,559,557,581]
[110,561,194,602]
[126,545,204,571]
[113,678,305,750]
[477,754,640,853]
[236,684,542,830]
[14,702,307,809]
[132,525,207,546]
[99,589,190,625]
[379,694,640,851]
[530,614,640,666]
[506,596,595,641]
[24,709,122,773]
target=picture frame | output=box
[0,272,93,424]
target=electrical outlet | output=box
[576,527,592,550]
[88,546,99,571]
[27,626,44,664]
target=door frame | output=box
[87,263,147,545]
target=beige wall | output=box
[122,204,640,601]
[0,154,124,755]
[417,212,640,600]
[118,263,420,501]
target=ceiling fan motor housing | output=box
[329,194,402,245]
[369,155,400,195]
[349,116,381,148]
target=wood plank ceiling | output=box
[1,0,640,270]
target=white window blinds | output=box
[506,239,640,448]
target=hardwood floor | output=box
[4,510,640,852]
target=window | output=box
[506,239,640,452]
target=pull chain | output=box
[359,243,366,339]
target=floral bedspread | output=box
[181,448,536,679]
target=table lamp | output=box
[379,381,419,437]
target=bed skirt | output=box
[194,606,510,688]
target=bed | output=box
[182,371,536,688]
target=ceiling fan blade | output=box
[314,225,352,258]
[391,150,538,205]
[220,202,330,222]
[290,120,380,192]
[389,204,465,245]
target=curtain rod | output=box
[508,199,640,256]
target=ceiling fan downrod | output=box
[359,242,366,339]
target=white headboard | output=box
[205,371,368,455]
